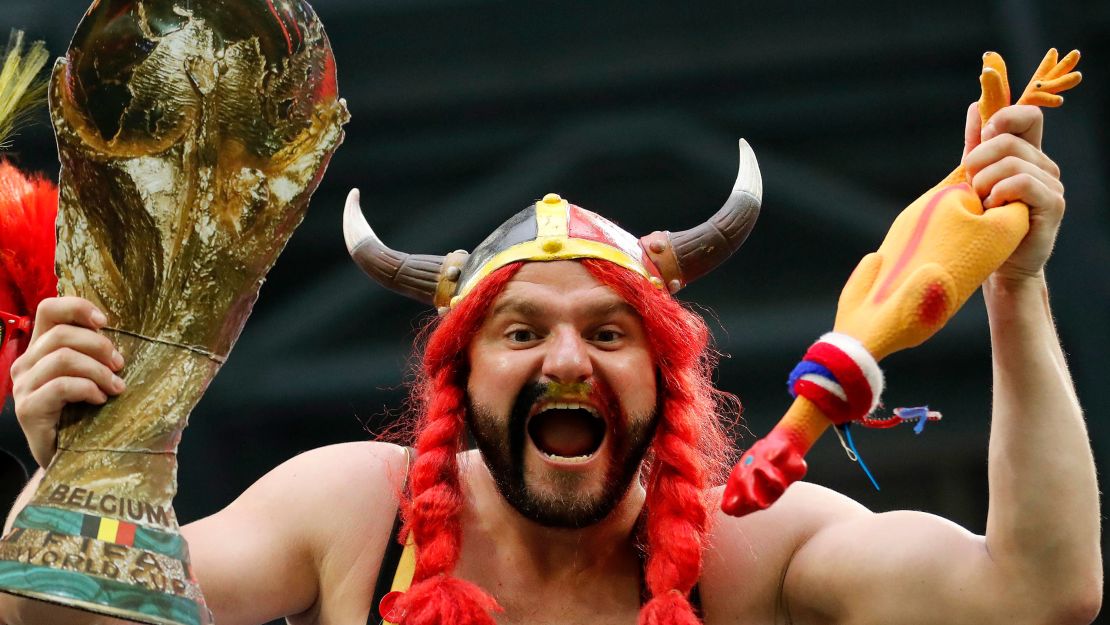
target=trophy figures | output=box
[0,2,348,624]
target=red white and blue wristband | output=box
[788,332,884,425]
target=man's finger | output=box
[981,105,1044,150]
[30,297,108,344]
[971,156,1064,202]
[17,377,109,429]
[963,133,1058,182]
[19,348,125,399]
[983,174,1063,217]
[18,324,122,376]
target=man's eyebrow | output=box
[580,298,638,319]
[490,298,543,317]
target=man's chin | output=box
[467,395,657,529]
[507,487,621,529]
[503,464,630,528]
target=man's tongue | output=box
[528,409,602,457]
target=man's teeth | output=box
[540,451,594,463]
[540,402,601,418]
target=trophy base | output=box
[0,505,211,625]
[0,563,211,625]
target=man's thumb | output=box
[962,101,981,161]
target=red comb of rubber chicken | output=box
[722,49,1081,517]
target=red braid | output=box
[580,259,733,625]
[396,263,521,625]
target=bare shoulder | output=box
[221,440,409,523]
[285,441,411,612]
[699,481,869,624]
[182,441,410,624]
[702,482,993,625]
[252,440,409,497]
[254,440,411,572]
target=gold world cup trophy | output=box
[0,2,348,624]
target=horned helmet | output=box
[345,140,762,310]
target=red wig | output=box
[397,258,735,625]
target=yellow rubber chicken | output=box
[722,49,1082,516]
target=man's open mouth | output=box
[526,402,607,463]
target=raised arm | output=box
[782,105,1101,625]
[0,297,407,625]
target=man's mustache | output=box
[537,381,592,399]
[516,380,617,416]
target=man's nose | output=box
[541,327,593,384]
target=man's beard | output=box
[467,381,658,529]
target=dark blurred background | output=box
[1,0,1107,621]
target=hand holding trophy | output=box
[0,2,347,624]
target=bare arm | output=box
[781,105,1101,625]
[181,441,408,625]
[1,442,406,625]
[981,271,1099,606]
[2,443,406,625]
[784,279,1099,625]
[0,297,407,625]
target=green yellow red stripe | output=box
[15,506,186,560]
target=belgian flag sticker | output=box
[80,514,137,547]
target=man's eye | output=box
[507,329,537,343]
[593,329,622,343]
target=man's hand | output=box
[962,103,1066,283]
[9,296,126,468]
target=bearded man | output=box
[0,103,1102,625]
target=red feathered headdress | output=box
[0,30,56,406]
[0,161,57,404]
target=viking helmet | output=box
[345,139,762,311]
